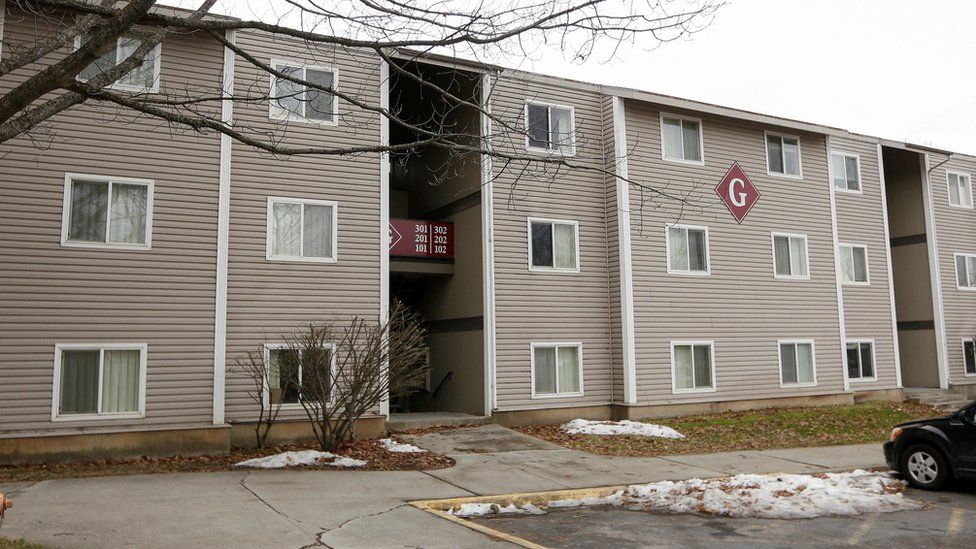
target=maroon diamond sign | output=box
[715,161,760,224]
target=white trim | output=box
[262,343,337,409]
[529,342,584,399]
[845,339,878,383]
[659,112,705,166]
[669,340,716,394]
[764,131,803,179]
[0,0,6,60]
[523,101,576,156]
[960,338,976,377]
[770,231,811,280]
[921,154,950,389]
[265,196,339,263]
[838,242,871,285]
[945,170,973,209]
[73,34,162,94]
[379,60,390,418]
[612,96,637,405]
[61,173,154,250]
[212,29,235,426]
[664,223,711,276]
[526,217,581,273]
[952,252,976,291]
[481,74,497,415]
[268,57,339,126]
[877,144,902,388]
[831,151,863,194]
[826,136,850,391]
[777,339,818,388]
[51,343,148,422]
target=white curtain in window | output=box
[553,223,577,269]
[688,229,707,271]
[302,204,333,258]
[960,177,973,207]
[692,345,711,387]
[60,350,100,414]
[274,66,304,117]
[789,236,808,276]
[783,139,800,175]
[116,36,155,89]
[845,157,860,190]
[968,257,976,287]
[795,344,814,383]
[674,345,694,390]
[662,117,683,159]
[949,175,962,205]
[852,247,868,282]
[682,120,701,162]
[840,247,855,282]
[670,227,689,271]
[557,346,580,393]
[551,107,573,153]
[958,256,969,287]
[774,236,791,276]
[767,136,784,173]
[831,154,847,189]
[534,347,556,394]
[69,180,109,242]
[109,183,148,244]
[102,350,140,413]
[272,202,302,257]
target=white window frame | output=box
[831,151,862,194]
[777,339,818,388]
[839,242,870,285]
[764,131,803,179]
[530,342,584,399]
[946,170,973,209]
[269,58,339,126]
[846,339,877,382]
[60,173,154,250]
[659,112,705,165]
[665,223,711,276]
[954,252,976,291]
[263,343,337,408]
[961,338,976,377]
[73,34,162,94]
[526,217,581,273]
[669,340,716,394]
[770,231,811,281]
[51,343,148,422]
[523,101,576,156]
[266,196,339,263]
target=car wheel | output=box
[901,444,949,490]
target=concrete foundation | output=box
[852,388,904,403]
[492,405,613,427]
[228,416,386,448]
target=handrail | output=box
[431,371,453,399]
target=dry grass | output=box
[516,401,941,457]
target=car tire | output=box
[901,444,949,490]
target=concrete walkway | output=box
[0,425,887,548]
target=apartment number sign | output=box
[715,161,761,224]
[389,219,454,259]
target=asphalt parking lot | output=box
[471,482,976,548]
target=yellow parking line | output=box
[846,513,876,545]
[947,508,964,536]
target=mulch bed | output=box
[0,436,453,483]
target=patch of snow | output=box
[449,502,546,518]
[561,419,685,439]
[235,450,367,469]
[379,438,426,453]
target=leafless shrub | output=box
[234,346,295,448]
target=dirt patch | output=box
[0,437,453,483]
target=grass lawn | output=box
[0,539,48,549]
[517,401,942,457]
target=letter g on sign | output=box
[729,178,747,208]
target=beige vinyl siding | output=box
[625,100,845,404]
[927,153,976,385]
[489,73,613,411]
[831,136,899,390]
[223,32,383,422]
[0,10,223,434]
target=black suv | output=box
[884,400,976,489]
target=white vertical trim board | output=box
[378,60,391,417]
[481,73,497,415]
[921,154,950,389]
[826,136,850,391]
[0,0,6,60]
[612,96,638,405]
[212,29,235,425]
[876,144,902,388]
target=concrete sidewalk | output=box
[0,425,888,548]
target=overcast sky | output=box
[186,0,976,154]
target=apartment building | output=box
[1,3,974,461]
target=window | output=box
[766,133,802,177]
[53,344,146,420]
[947,171,973,208]
[955,253,976,289]
[772,233,809,279]
[831,152,861,192]
[661,114,703,163]
[666,224,709,275]
[525,102,575,155]
[267,197,338,262]
[265,345,335,406]
[846,341,875,380]
[839,244,869,284]
[62,174,152,249]
[270,60,338,124]
[532,343,583,397]
[779,341,816,386]
[76,34,161,93]
[671,342,714,393]
[964,340,976,376]
[528,218,578,272]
